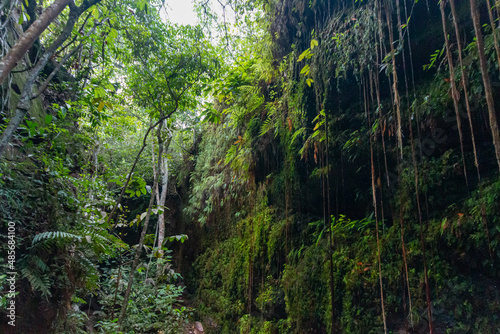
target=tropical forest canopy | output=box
[1,0,500,333]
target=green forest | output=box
[1,0,500,333]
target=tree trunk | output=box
[384,0,404,159]
[156,134,172,259]
[485,0,500,68]
[449,0,481,180]
[408,106,434,334]
[470,0,500,172]
[0,0,71,84]
[365,76,387,334]
[0,1,101,157]
[440,0,468,184]
[118,121,163,329]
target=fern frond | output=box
[32,231,82,245]
[19,261,51,298]
[260,116,275,137]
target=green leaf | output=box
[297,49,310,62]
[290,127,305,147]
[316,229,324,246]
[137,0,146,10]
[440,218,448,235]
[94,86,106,98]
[44,114,53,124]
[300,64,310,76]
[98,101,105,112]
[92,6,99,19]
[107,29,118,43]
[167,234,188,243]
[104,83,115,91]
[310,39,318,50]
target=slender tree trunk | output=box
[320,131,333,331]
[321,85,336,334]
[391,1,416,325]
[485,0,500,67]
[365,77,387,334]
[408,107,434,333]
[470,0,500,172]
[399,206,413,328]
[118,121,164,329]
[110,257,122,320]
[384,0,404,159]
[152,138,159,203]
[440,0,468,185]
[157,134,172,260]
[324,116,336,334]
[449,0,481,180]
[453,0,493,264]
[105,113,175,226]
[0,0,71,84]
[313,56,336,331]
[374,2,390,189]
[496,0,500,23]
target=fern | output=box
[32,231,82,245]
[19,255,52,298]
[259,116,274,137]
[290,127,306,147]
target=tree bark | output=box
[365,76,387,334]
[440,0,468,184]
[450,0,481,180]
[0,0,71,84]
[0,0,102,158]
[470,0,500,172]
[156,135,171,259]
[384,0,404,159]
[118,121,163,329]
[485,0,500,68]
[408,99,435,334]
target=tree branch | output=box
[32,43,82,99]
[0,0,103,157]
[0,0,72,84]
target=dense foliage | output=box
[1,0,500,333]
